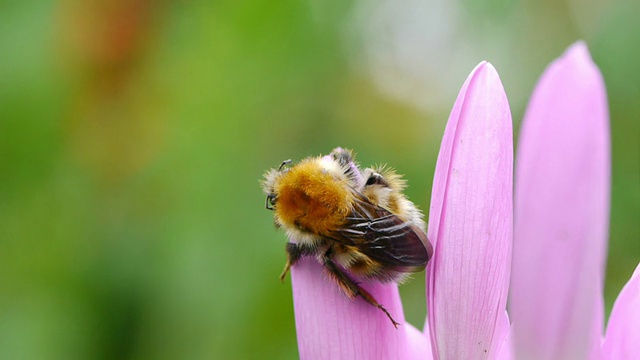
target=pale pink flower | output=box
[290,61,513,360]
[286,41,639,360]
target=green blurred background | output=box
[0,0,638,359]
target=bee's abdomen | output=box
[274,160,352,235]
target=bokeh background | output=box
[1,0,638,359]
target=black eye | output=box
[366,176,377,186]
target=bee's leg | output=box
[330,148,363,186]
[330,147,353,166]
[322,250,400,328]
[280,242,314,282]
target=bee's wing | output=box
[332,195,432,272]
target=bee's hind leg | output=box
[322,250,400,329]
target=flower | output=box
[510,41,639,360]
[289,61,513,359]
[286,41,639,360]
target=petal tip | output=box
[564,40,590,61]
[471,61,493,76]
[536,41,606,110]
[556,40,602,81]
[472,61,503,85]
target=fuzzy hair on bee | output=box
[261,147,433,328]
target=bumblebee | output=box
[262,147,433,327]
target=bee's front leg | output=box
[280,242,315,282]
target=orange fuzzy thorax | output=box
[274,158,353,235]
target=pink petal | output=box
[291,257,430,360]
[601,263,640,359]
[426,62,514,359]
[510,41,610,360]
